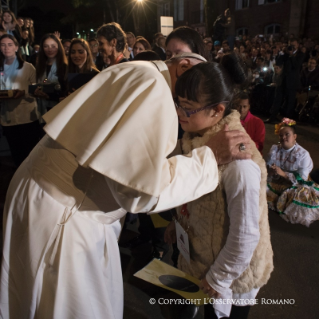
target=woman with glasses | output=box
[34,33,67,118]
[0,34,40,166]
[165,53,273,319]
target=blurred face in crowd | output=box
[290,40,298,51]
[22,30,29,40]
[133,42,146,57]
[33,44,40,53]
[24,18,31,28]
[166,38,192,60]
[239,45,245,53]
[204,40,213,51]
[3,12,13,24]
[301,47,307,54]
[158,37,166,49]
[0,37,18,59]
[260,48,266,57]
[63,41,71,56]
[98,36,114,58]
[274,65,283,75]
[308,59,317,71]
[70,43,88,70]
[251,48,258,57]
[222,42,230,51]
[30,20,34,28]
[214,44,221,51]
[256,58,264,68]
[17,18,24,27]
[126,33,135,48]
[43,38,59,60]
[89,40,99,55]
[279,127,296,150]
[235,99,250,121]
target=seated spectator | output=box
[266,119,318,227]
[233,91,265,153]
[151,32,163,51]
[221,40,230,53]
[1,10,22,44]
[133,37,151,57]
[20,27,33,62]
[153,36,166,61]
[300,58,319,90]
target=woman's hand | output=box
[164,220,176,244]
[271,164,287,178]
[205,124,252,165]
[200,278,220,299]
[13,90,25,99]
[34,87,49,99]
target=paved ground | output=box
[0,118,319,319]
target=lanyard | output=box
[114,53,124,65]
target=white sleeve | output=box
[297,151,313,180]
[105,146,219,214]
[206,160,261,296]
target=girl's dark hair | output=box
[165,26,208,60]
[97,22,126,52]
[133,37,151,51]
[36,33,68,81]
[0,34,24,70]
[133,50,160,61]
[175,52,250,117]
[2,10,22,37]
[281,124,297,134]
[68,38,99,73]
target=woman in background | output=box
[0,34,40,166]
[133,37,151,57]
[1,10,22,44]
[34,33,67,117]
[266,119,318,226]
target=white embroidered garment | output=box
[266,143,313,183]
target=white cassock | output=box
[0,61,219,319]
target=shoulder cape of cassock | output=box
[43,60,177,197]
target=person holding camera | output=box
[34,33,67,119]
[281,38,305,118]
[0,34,40,166]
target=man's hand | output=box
[13,90,25,99]
[205,124,252,165]
[200,278,220,299]
[34,87,49,99]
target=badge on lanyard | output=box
[175,204,190,264]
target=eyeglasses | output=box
[174,100,229,118]
[90,44,98,48]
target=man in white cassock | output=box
[0,53,251,319]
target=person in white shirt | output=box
[0,52,252,319]
[0,34,40,166]
[165,53,273,319]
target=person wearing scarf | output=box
[0,52,252,319]
[0,34,40,167]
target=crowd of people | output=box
[0,9,318,319]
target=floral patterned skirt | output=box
[267,179,319,227]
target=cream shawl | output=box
[43,61,177,197]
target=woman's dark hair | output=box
[0,34,24,70]
[133,50,160,61]
[68,38,99,73]
[165,26,208,60]
[97,22,126,52]
[175,52,250,117]
[133,37,151,51]
[1,10,22,37]
[281,124,297,135]
[36,33,67,81]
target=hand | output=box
[200,278,220,299]
[164,220,176,244]
[54,31,61,39]
[34,87,49,99]
[13,90,25,99]
[271,164,286,178]
[205,124,252,165]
